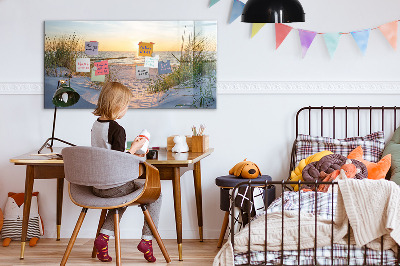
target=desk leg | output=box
[20,165,35,259]
[172,167,183,261]
[56,178,64,241]
[193,161,203,242]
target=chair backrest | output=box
[62,146,145,187]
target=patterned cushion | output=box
[295,131,385,166]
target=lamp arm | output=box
[37,106,76,154]
[50,106,57,148]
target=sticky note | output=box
[94,60,109,76]
[85,41,99,56]
[138,42,154,57]
[91,67,105,82]
[76,58,90,72]
[144,55,159,68]
[136,66,150,79]
[158,60,172,75]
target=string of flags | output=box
[210,0,399,58]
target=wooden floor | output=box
[0,239,222,265]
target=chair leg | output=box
[141,205,171,263]
[60,208,88,266]
[114,209,121,266]
[92,209,108,258]
[217,211,230,248]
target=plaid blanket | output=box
[235,244,397,265]
[234,191,397,265]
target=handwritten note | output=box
[138,42,154,57]
[144,55,159,68]
[158,60,172,75]
[94,60,109,76]
[136,66,150,79]
[85,41,99,56]
[91,67,105,82]
[76,58,90,72]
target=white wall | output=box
[1,0,400,239]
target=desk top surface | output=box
[10,147,214,166]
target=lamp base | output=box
[38,137,75,154]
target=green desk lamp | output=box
[38,80,80,154]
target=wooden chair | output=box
[60,146,171,265]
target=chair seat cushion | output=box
[69,180,145,208]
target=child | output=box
[91,82,162,263]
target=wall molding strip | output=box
[1,81,400,95]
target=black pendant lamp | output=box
[241,0,305,23]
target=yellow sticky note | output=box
[91,67,105,82]
[138,42,154,57]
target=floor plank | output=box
[0,239,221,265]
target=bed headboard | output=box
[290,106,400,178]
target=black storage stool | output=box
[215,175,275,248]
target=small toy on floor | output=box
[1,192,44,247]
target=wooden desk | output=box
[10,147,213,261]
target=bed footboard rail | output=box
[230,180,400,266]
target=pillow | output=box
[289,150,333,191]
[295,131,385,166]
[348,146,391,180]
[302,154,368,190]
[382,126,400,184]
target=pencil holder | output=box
[191,135,209,153]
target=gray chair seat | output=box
[69,180,145,208]
[61,146,171,265]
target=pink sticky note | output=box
[94,60,109,76]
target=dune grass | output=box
[148,25,217,97]
[44,32,83,77]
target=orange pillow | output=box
[347,146,391,180]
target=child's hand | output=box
[128,137,147,155]
[134,148,149,157]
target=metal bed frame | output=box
[230,106,400,266]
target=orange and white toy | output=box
[1,192,44,247]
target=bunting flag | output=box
[298,29,317,58]
[229,0,245,24]
[209,0,220,7]
[323,33,341,58]
[251,23,266,38]
[351,29,370,55]
[378,21,398,50]
[275,23,293,49]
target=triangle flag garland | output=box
[275,23,293,49]
[323,33,341,58]
[251,23,266,38]
[378,21,398,50]
[351,29,370,55]
[298,29,317,58]
[209,0,220,7]
[229,0,245,24]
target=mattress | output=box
[233,191,397,265]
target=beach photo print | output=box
[44,21,217,109]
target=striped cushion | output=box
[295,131,385,167]
[1,217,41,240]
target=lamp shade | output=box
[52,82,80,107]
[241,0,305,23]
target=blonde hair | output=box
[93,82,132,120]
